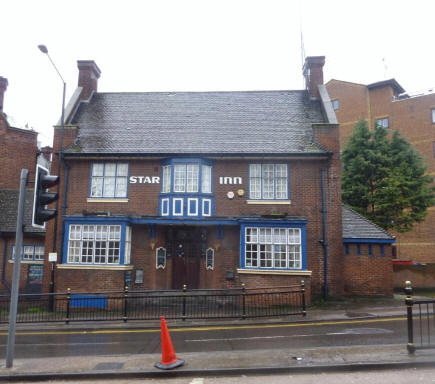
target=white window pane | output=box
[95,226,108,240]
[174,165,186,192]
[260,244,272,267]
[104,163,116,176]
[82,225,95,240]
[273,228,287,244]
[201,165,211,193]
[103,177,115,197]
[115,177,127,197]
[262,165,274,199]
[245,243,258,267]
[163,166,171,193]
[250,164,261,177]
[288,228,301,244]
[91,177,103,197]
[23,246,33,260]
[92,164,104,176]
[187,164,199,192]
[116,163,128,176]
[259,228,272,243]
[69,225,81,240]
[35,246,45,260]
[273,244,287,268]
[68,240,81,263]
[109,226,121,240]
[246,227,258,243]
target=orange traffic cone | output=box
[154,316,185,370]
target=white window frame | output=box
[375,117,389,128]
[156,247,166,269]
[161,198,170,216]
[162,165,171,193]
[66,224,125,265]
[249,164,288,200]
[332,99,339,110]
[244,227,302,269]
[202,199,211,216]
[432,109,435,124]
[90,163,128,198]
[173,198,184,216]
[11,245,45,262]
[187,198,199,216]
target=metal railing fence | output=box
[404,280,435,353]
[0,281,306,324]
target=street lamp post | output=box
[38,45,66,308]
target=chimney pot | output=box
[303,56,325,99]
[77,60,101,100]
[0,76,9,112]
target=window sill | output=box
[57,264,133,271]
[87,198,129,203]
[237,268,311,276]
[8,260,44,264]
[246,200,291,205]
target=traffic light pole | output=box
[6,169,28,368]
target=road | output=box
[0,316,409,358]
[43,369,435,384]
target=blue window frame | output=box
[11,245,45,261]
[240,222,306,270]
[249,164,289,200]
[159,159,214,218]
[356,244,361,255]
[63,220,131,265]
[368,244,373,256]
[344,243,349,256]
[90,163,129,198]
[380,244,385,257]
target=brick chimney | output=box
[303,56,325,99]
[0,76,8,112]
[77,60,101,100]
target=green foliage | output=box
[342,120,435,233]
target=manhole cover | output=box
[94,362,125,370]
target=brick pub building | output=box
[0,77,51,293]
[40,57,394,300]
[326,78,435,288]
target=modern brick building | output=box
[39,57,394,300]
[326,78,435,287]
[0,77,48,293]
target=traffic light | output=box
[32,164,59,228]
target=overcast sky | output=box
[1,0,434,146]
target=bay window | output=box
[66,224,131,265]
[243,226,303,269]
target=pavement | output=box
[0,293,433,381]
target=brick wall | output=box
[343,243,393,296]
[326,80,435,270]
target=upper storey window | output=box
[160,159,213,217]
[331,99,340,111]
[90,163,128,198]
[249,164,288,200]
[375,117,389,128]
[162,161,212,194]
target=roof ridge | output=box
[94,89,308,95]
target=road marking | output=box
[0,316,407,337]
[187,334,313,342]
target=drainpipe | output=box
[320,168,329,300]
[59,160,70,263]
[1,234,11,292]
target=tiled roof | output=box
[342,205,394,240]
[0,189,45,234]
[68,90,328,155]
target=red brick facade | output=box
[0,79,46,293]
[326,80,435,270]
[39,58,395,302]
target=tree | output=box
[342,120,435,233]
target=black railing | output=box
[404,280,435,353]
[0,281,306,324]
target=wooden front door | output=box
[172,228,200,289]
